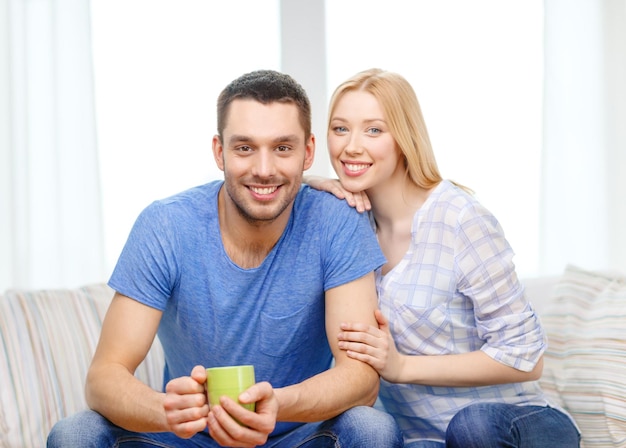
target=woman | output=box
[307,68,580,447]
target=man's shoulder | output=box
[137,181,221,226]
[158,180,222,205]
[296,185,356,215]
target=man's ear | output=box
[303,134,316,171]
[212,135,225,172]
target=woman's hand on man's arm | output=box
[303,176,371,213]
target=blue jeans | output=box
[405,404,580,448]
[47,406,402,448]
[404,403,580,448]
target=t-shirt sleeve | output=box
[318,196,386,291]
[108,201,180,310]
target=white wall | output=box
[280,0,332,177]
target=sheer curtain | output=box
[0,0,105,290]
[542,0,626,274]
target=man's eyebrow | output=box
[228,134,253,145]
[272,134,301,144]
[227,134,302,145]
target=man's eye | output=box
[276,145,291,152]
[237,145,253,152]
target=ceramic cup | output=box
[206,365,256,413]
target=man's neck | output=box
[217,188,291,269]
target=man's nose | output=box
[253,149,277,178]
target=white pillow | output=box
[539,265,626,447]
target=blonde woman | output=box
[307,68,580,447]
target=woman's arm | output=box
[338,309,543,387]
[274,273,380,421]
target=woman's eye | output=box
[368,127,382,135]
[333,126,348,133]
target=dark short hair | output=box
[217,70,312,140]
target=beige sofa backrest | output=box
[0,283,164,448]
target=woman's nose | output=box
[344,135,363,155]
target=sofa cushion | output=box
[539,265,626,447]
[0,283,164,448]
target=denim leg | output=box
[404,441,445,448]
[445,403,581,448]
[48,407,403,448]
[270,406,403,448]
[46,410,214,448]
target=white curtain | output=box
[0,0,105,290]
[541,0,626,274]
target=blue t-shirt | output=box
[108,181,385,435]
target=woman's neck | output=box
[368,175,434,234]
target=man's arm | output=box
[85,293,207,435]
[273,272,380,422]
[85,293,168,430]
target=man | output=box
[47,70,402,447]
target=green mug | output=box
[206,365,256,413]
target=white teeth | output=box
[345,163,369,172]
[250,186,277,195]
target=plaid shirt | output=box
[376,180,552,443]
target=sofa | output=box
[525,266,626,447]
[0,284,165,448]
[1,265,624,447]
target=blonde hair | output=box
[328,68,457,191]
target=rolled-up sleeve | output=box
[455,203,546,372]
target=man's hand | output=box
[207,381,278,447]
[163,365,210,439]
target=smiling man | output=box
[47,70,402,448]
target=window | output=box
[326,0,544,276]
[91,0,280,271]
[92,0,543,276]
